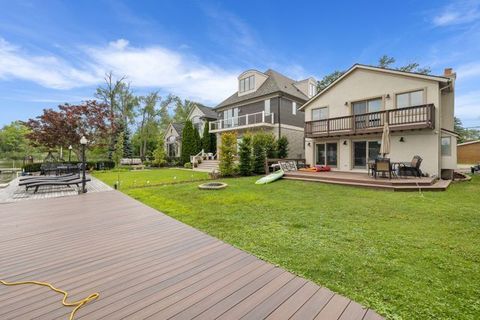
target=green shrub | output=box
[238,133,253,176]
[252,134,266,174]
[180,120,196,165]
[23,163,42,172]
[152,144,167,167]
[184,162,193,169]
[219,132,237,176]
[277,136,289,158]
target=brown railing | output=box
[305,104,435,137]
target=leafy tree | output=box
[173,99,196,123]
[0,121,35,159]
[122,125,133,158]
[112,131,124,167]
[24,101,111,160]
[252,134,267,174]
[219,132,237,176]
[378,55,396,68]
[193,125,202,154]
[180,120,196,165]
[238,133,253,176]
[277,136,289,158]
[317,70,345,91]
[152,143,167,167]
[455,117,480,143]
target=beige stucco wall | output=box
[440,89,455,131]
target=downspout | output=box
[278,94,282,137]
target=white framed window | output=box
[264,99,271,115]
[312,107,328,121]
[396,90,424,108]
[239,75,255,93]
[441,136,451,156]
[292,101,297,115]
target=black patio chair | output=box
[399,155,423,177]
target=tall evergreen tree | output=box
[252,134,267,174]
[123,125,133,158]
[201,122,210,152]
[193,126,202,154]
[238,133,253,176]
[180,120,196,165]
[219,132,237,176]
[277,136,289,159]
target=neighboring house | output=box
[211,69,317,159]
[457,140,480,164]
[164,104,217,158]
[300,64,457,178]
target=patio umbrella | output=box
[380,122,390,158]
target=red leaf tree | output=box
[24,101,113,159]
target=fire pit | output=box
[198,182,228,190]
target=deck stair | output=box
[195,160,219,172]
[283,171,450,191]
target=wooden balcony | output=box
[209,111,275,133]
[305,104,435,138]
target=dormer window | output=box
[239,75,255,93]
[309,83,317,97]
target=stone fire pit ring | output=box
[198,182,228,190]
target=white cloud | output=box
[0,37,239,104]
[432,1,480,27]
[0,38,97,89]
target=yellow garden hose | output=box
[1,279,99,320]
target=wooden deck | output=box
[0,191,383,319]
[284,171,451,191]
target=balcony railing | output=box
[209,111,275,132]
[305,104,435,138]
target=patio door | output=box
[353,140,381,169]
[316,143,337,167]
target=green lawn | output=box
[96,172,480,320]
[92,168,209,189]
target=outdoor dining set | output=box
[368,155,423,179]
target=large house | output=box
[164,104,217,158]
[300,64,457,178]
[211,69,317,158]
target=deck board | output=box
[0,190,384,319]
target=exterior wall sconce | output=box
[399,137,405,142]
[307,142,311,147]
[344,102,349,106]
[385,94,391,99]
[343,140,348,145]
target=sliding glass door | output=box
[316,143,337,167]
[353,140,381,169]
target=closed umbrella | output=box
[380,122,390,158]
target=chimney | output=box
[444,68,453,76]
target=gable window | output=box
[441,136,451,156]
[265,99,271,115]
[396,90,424,108]
[239,75,255,93]
[309,83,317,97]
[292,101,297,115]
[312,107,328,121]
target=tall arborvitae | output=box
[180,120,195,165]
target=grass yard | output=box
[96,172,480,320]
[92,168,209,189]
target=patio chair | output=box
[26,177,91,193]
[399,155,423,177]
[372,158,392,179]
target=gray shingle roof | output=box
[172,123,185,137]
[215,69,309,109]
[196,104,217,119]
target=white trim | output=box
[457,139,480,146]
[299,64,450,111]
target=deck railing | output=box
[305,104,435,137]
[209,111,275,132]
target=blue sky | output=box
[0,0,479,127]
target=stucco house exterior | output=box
[300,64,457,178]
[211,69,317,159]
[164,104,217,158]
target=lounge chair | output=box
[19,173,76,181]
[26,178,91,193]
[399,155,423,177]
[372,158,392,179]
[19,174,80,187]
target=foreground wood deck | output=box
[0,191,383,319]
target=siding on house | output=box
[457,141,480,164]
